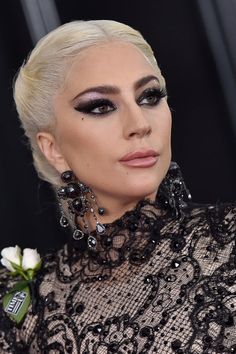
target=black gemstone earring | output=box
[59,201,70,228]
[57,170,106,249]
[157,161,191,218]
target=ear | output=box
[36,132,70,173]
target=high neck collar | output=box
[69,198,170,265]
[51,196,189,284]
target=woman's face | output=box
[40,41,172,207]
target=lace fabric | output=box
[0,199,236,354]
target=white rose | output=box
[0,245,21,271]
[0,258,15,272]
[22,248,41,270]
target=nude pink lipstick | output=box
[119,149,159,168]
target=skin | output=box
[37,41,172,227]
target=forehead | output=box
[63,41,158,91]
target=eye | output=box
[138,87,167,106]
[74,98,116,116]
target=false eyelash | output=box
[138,87,167,104]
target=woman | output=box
[0,20,235,354]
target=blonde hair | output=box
[14,20,165,187]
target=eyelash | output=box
[74,87,167,116]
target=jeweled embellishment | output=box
[96,222,106,235]
[60,216,69,228]
[88,235,97,248]
[73,229,84,240]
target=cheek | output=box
[166,113,172,142]
[57,120,113,169]
[163,104,172,138]
[154,104,172,144]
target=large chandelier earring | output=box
[57,170,106,249]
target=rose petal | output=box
[0,258,15,272]
[1,246,21,266]
[22,248,41,270]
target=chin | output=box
[121,163,170,201]
[122,177,162,201]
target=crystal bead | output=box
[230,345,236,353]
[144,275,153,284]
[60,216,69,228]
[130,251,141,263]
[88,235,97,248]
[96,222,105,234]
[154,325,160,332]
[78,182,90,193]
[170,237,186,252]
[103,236,112,247]
[165,274,176,282]
[140,326,151,337]
[72,198,83,213]
[66,183,80,198]
[92,324,103,335]
[75,303,85,314]
[98,207,105,215]
[171,339,182,351]
[61,170,75,183]
[73,229,84,240]
[57,186,67,199]
[171,259,181,268]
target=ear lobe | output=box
[36,132,69,173]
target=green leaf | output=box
[8,280,29,293]
[3,285,31,324]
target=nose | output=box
[122,104,152,140]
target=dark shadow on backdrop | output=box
[0,0,235,253]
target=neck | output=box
[77,190,157,231]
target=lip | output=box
[119,149,159,168]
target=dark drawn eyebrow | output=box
[71,75,160,102]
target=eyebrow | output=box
[71,75,160,101]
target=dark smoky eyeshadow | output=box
[74,98,115,114]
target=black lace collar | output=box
[43,198,177,284]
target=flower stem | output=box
[17,270,29,281]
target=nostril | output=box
[128,126,152,138]
[129,132,136,137]
[147,127,152,135]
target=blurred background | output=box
[0,0,235,252]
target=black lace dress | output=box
[0,199,236,354]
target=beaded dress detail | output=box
[0,198,236,353]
